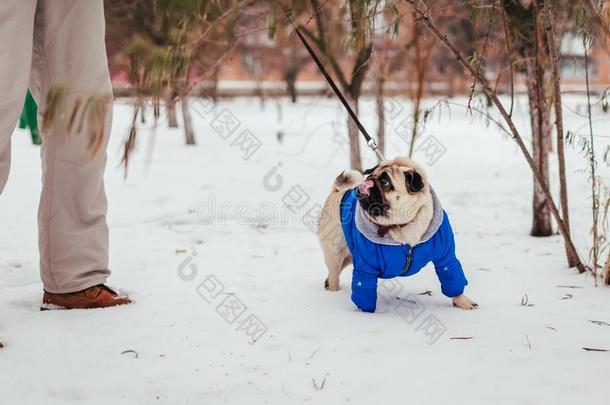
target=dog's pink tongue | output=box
[358,179,374,196]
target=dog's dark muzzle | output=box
[357,177,389,217]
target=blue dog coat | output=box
[340,188,467,312]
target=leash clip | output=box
[367,139,385,162]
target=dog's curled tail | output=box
[332,170,363,193]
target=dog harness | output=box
[340,187,468,313]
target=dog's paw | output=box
[324,278,340,291]
[452,294,478,310]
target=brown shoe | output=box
[41,284,131,310]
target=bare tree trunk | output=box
[530,4,553,237]
[446,76,455,98]
[604,252,610,285]
[180,96,196,145]
[167,95,178,128]
[375,75,386,155]
[347,94,362,171]
[408,91,422,158]
[407,17,435,158]
[526,59,552,236]
[284,56,304,103]
[285,73,298,103]
[536,100,553,234]
[543,0,577,267]
[210,66,220,103]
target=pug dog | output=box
[317,157,476,313]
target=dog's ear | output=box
[363,165,379,176]
[405,170,424,193]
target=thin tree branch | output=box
[403,0,586,273]
[544,0,577,268]
[500,5,515,117]
[468,2,496,114]
[584,41,599,282]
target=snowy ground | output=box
[1,94,610,404]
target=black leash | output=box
[278,2,385,162]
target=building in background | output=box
[108,14,610,99]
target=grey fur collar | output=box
[355,186,443,246]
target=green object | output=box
[18,90,42,145]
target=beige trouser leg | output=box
[0,0,113,293]
[0,1,37,192]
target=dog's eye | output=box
[405,170,424,193]
[379,175,391,190]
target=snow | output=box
[1,95,610,404]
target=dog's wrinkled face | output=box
[357,158,428,226]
